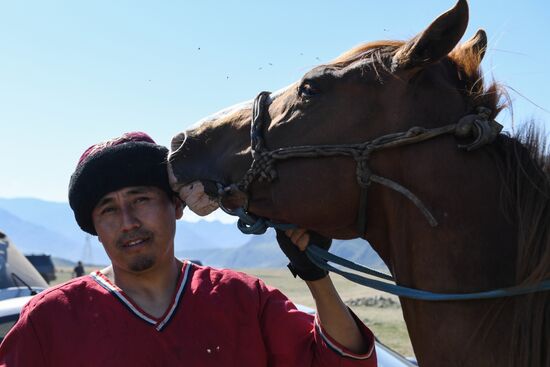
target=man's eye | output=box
[101,207,116,215]
[135,197,150,204]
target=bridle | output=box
[221,91,502,236]
[216,91,550,300]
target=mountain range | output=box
[0,198,387,272]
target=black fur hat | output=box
[68,132,173,235]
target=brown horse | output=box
[168,1,550,366]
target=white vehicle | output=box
[0,231,48,301]
[0,295,33,342]
[375,343,418,367]
[0,230,48,342]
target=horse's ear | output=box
[392,0,469,71]
[460,29,487,62]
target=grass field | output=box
[53,266,414,357]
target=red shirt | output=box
[0,261,376,366]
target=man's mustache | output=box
[117,229,153,246]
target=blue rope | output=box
[306,245,394,281]
[229,207,550,300]
[306,246,550,300]
[234,208,297,234]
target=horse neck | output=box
[365,139,521,366]
[368,139,517,287]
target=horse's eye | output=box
[298,82,320,99]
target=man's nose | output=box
[120,205,140,231]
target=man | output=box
[0,132,377,366]
[72,261,85,278]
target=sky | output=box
[1,1,549,217]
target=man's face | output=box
[91,186,183,273]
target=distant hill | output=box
[0,197,388,273]
[52,257,79,268]
[0,208,82,260]
[0,198,77,242]
[179,230,288,268]
[175,220,249,249]
[178,229,389,273]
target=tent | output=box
[0,230,48,300]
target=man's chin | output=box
[128,256,155,272]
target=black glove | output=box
[275,229,332,281]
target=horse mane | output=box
[453,43,550,367]
[446,45,549,366]
[332,40,549,366]
[491,128,550,367]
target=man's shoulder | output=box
[186,262,292,314]
[188,262,265,291]
[24,275,100,312]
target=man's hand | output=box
[276,228,332,281]
[278,230,369,353]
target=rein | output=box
[223,205,550,301]
[217,91,550,300]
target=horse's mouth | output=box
[169,173,250,217]
[217,184,250,211]
[167,161,215,194]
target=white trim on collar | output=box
[90,260,192,331]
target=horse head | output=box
[169,0,498,240]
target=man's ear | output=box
[174,197,184,220]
